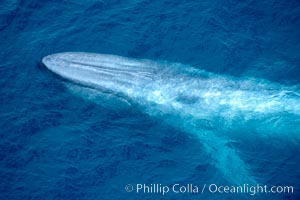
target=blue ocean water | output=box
[0,0,300,199]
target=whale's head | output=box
[42,52,157,92]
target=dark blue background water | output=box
[0,0,299,199]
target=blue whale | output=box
[42,52,300,185]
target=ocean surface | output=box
[0,0,300,199]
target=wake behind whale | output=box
[42,52,300,185]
